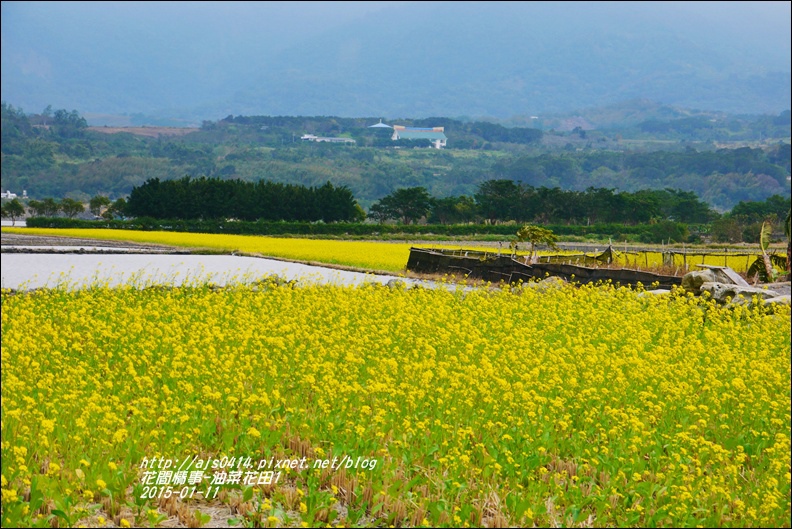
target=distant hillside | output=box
[2,2,789,122]
[3,104,789,212]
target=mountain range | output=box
[1,1,790,124]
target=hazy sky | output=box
[3,1,788,55]
[1,1,789,119]
[5,1,786,68]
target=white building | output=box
[300,134,356,144]
[391,125,447,149]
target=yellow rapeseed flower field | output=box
[2,227,760,273]
[2,228,439,272]
[1,279,789,527]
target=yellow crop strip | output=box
[610,251,756,273]
[2,228,428,272]
[1,281,790,527]
[3,227,763,274]
[0,228,529,273]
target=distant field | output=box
[2,227,774,275]
[88,126,199,138]
[1,228,431,273]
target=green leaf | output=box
[50,509,70,525]
[759,220,772,254]
[28,482,44,512]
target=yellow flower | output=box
[1,488,19,504]
[1,250,789,528]
[247,427,261,438]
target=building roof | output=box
[393,125,444,132]
[395,130,447,140]
[368,119,392,128]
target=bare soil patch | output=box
[88,126,199,138]
[0,232,184,252]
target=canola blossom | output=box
[1,227,760,273]
[2,228,436,273]
[1,279,789,527]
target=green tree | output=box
[711,217,743,243]
[368,203,390,224]
[28,197,60,217]
[373,187,432,224]
[475,180,522,223]
[428,195,477,224]
[52,109,88,139]
[104,197,128,220]
[353,203,367,222]
[89,195,112,217]
[454,195,478,224]
[730,195,791,223]
[1,198,26,225]
[639,221,690,244]
[59,198,85,218]
[513,224,559,263]
[26,199,42,217]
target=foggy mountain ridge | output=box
[1,1,790,124]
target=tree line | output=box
[8,178,788,245]
[0,195,128,225]
[369,182,721,225]
[125,177,362,222]
[710,194,791,243]
[119,180,719,227]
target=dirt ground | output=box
[88,126,199,138]
[0,232,182,251]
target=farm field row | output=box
[0,227,760,274]
[2,228,435,273]
[1,280,790,527]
